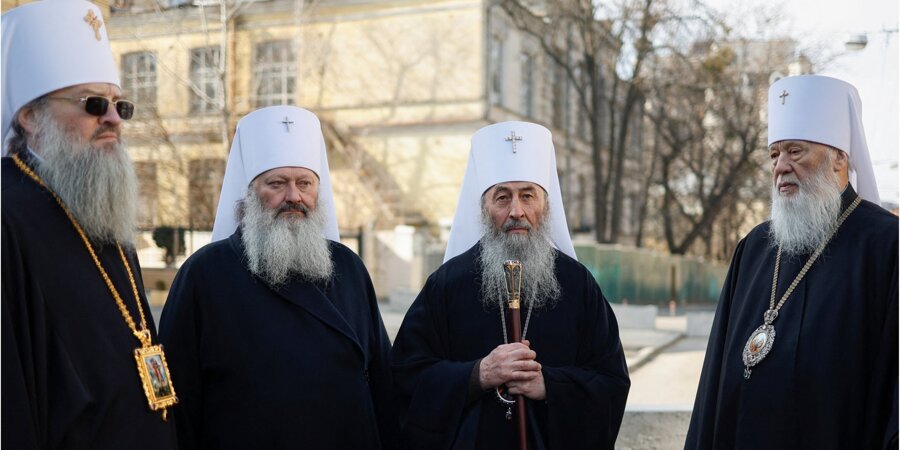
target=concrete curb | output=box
[626,332,685,372]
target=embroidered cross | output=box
[282,116,294,132]
[84,10,103,41]
[779,90,789,105]
[505,131,523,153]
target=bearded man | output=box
[686,75,898,449]
[158,106,399,449]
[2,1,178,448]
[391,122,630,449]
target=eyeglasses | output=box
[48,96,135,120]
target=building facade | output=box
[105,0,597,297]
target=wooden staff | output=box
[503,260,528,450]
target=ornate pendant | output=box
[742,309,778,379]
[495,386,515,420]
[134,344,179,420]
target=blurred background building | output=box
[0,0,860,305]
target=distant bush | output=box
[152,226,186,266]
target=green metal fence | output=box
[574,243,728,305]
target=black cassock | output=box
[391,242,630,450]
[159,230,400,449]
[686,186,898,449]
[1,156,178,449]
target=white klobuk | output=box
[444,121,575,262]
[2,0,120,155]
[211,106,339,242]
[768,75,880,204]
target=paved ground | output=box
[624,314,707,408]
[617,315,709,448]
[626,336,707,409]
[617,409,693,450]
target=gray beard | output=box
[32,110,138,246]
[477,211,561,311]
[240,190,334,287]
[769,161,843,257]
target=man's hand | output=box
[506,370,546,400]
[479,340,542,391]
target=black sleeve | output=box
[157,263,203,450]
[684,237,747,449]
[359,264,402,450]
[391,274,480,450]
[540,269,630,450]
[1,215,41,449]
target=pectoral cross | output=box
[779,90,789,105]
[84,10,103,41]
[505,131,523,153]
[282,116,294,132]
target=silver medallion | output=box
[742,322,776,379]
[739,199,861,380]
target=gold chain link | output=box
[769,195,862,312]
[11,153,151,347]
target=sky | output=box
[808,0,899,205]
[709,0,899,205]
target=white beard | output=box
[477,207,561,311]
[32,109,138,246]
[769,158,843,256]
[240,189,334,287]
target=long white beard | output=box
[240,190,334,287]
[769,160,843,256]
[32,110,138,246]
[477,208,561,311]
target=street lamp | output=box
[845,28,898,51]
[844,34,868,51]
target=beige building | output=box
[100,0,596,297]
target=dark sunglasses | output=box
[48,96,135,120]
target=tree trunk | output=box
[634,127,659,247]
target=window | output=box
[188,159,226,230]
[520,52,535,117]
[135,162,158,229]
[190,47,222,114]
[490,36,504,106]
[121,52,157,115]
[252,40,296,108]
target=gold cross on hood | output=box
[84,10,103,41]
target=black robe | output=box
[391,242,630,450]
[686,186,899,449]
[158,230,400,449]
[1,156,178,449]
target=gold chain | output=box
[11,153,151,347]
[769,196,862,312]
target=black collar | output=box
[840,184,859,212]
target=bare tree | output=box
[646,35,802,256]
[498,0,701,244]
[497,0,817,260]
